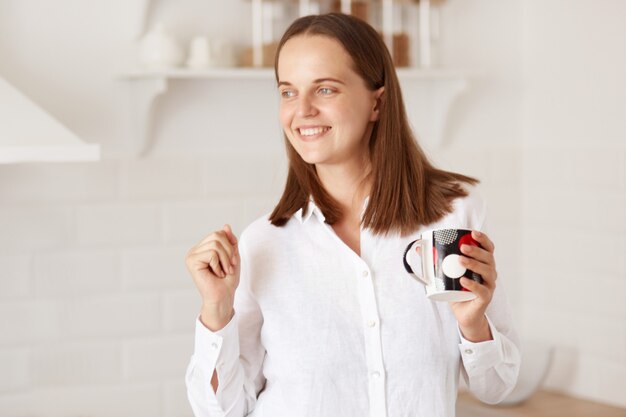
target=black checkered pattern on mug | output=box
[434,229,458,245]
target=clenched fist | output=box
[185,224,240,331]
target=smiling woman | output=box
[184,13,520,417]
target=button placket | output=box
[355,260,387,417]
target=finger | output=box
[471,230,495,253]
[223,224,238,246]
[223,224,240,265]
[460,244,495,266]
[196,232,236,265]
[187,249,226,278]
[197,230,232,250]
[459,256,497,286]
[460,277,492,301]
[207,249,227,278]
[191,239,233,257]
[196,241,235,276]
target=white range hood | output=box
[0,76,100,164]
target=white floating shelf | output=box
[118,67,467,156]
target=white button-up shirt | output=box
[186,189,520,417]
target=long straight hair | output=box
[268,13,477,236]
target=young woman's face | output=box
[277,35,382,169]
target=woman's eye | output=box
[318,87,334,95]
[280,90,295,98]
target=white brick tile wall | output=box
[0,300,62,345]
[59,293,161,340]
[576,316,625,364]
[431,146,492,181]
[0,383,161,417]
[567,148,625,191]
[29,341,123,386]
[521,142,626,407]
[120,157,205,200]
[622,149,626,190]
[75,203,163,247]
[123,335,191,381]
[0,161,120,204]
[546,352,626,409]
[203,151,287,198]
[587,276,626,317]
[241,197,279,226]
[488,147,523,187]
[32,249,122,297]
[481,185,521,227]
[0,349,29,392]
[162,290,199,333]
[0,206,74,251]
[521,148,575,189]
[162,200,247,245]
[0,254,31,299]
[163,380,195,417]
[121,245,189,290]
[589,357,626,408]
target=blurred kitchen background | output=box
[0,0,624,416]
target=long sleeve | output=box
[458,199,521,404]
[186,233,266,417]
[458,299,521,404]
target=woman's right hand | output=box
[185,224,240,331]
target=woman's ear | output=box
[370,87,385,121]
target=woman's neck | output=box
[316,161,372,218]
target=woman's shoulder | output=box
[453,183,486,214]
[238,210,296,250]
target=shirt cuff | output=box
[458,315,504,376]
[193,312,240,378]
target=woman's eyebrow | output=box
[277,78,346,87]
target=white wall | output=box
[0,0,623,416]
[520,0,626,407]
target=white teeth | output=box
[299,127,329,136]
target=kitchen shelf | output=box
[118,67,467,155]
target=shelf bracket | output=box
[124,76,168,156]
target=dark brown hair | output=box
[269,13,477,236]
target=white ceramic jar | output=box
[138,23,184,69]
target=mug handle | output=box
[403,239,431,286]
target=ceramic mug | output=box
[186,36,212,69]
[403,228,483,302]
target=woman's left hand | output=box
[450,230,497,342]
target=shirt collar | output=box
[296,196,326,224]
[295,195,370,224]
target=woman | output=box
[185,13,520,417]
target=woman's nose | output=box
[296,95,318,118]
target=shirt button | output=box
[362,270,369,277]
[211,342,219,350]
[371,371,381,378]
[464,349,474,355]
[367,320,377,328]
